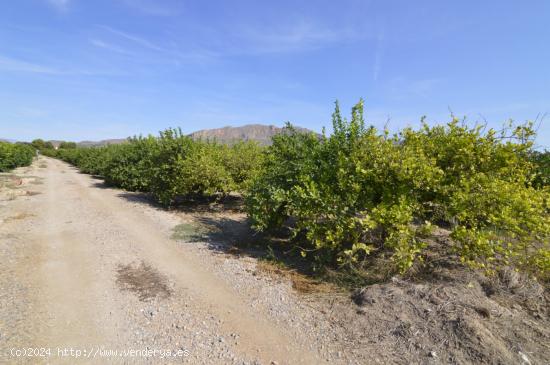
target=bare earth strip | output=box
[0,157,330,364]
[2,157,549,365]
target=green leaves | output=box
[50,130,263,206]
[245,100,550,278]
[530,150,550,188]
[45,104,550,280]
[0,142,35,172]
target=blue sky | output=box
[1,0,549,147]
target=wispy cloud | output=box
[236,20,364,54]
[100,25,166,52]
[97,20,363,62]
[0,54,124,76]
[47,0,71,11]
[98,25,218,63]
[90,39,133,55]
[0,55,60,74]
[119,0,183,16]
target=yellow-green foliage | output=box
[530,150,550,188]
[45,105,550,279]
[50,129,263,205]
[246,100,550,277]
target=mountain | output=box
[188,124,315,145]
[77,139,127,148]
[47,140,64,148]
[53,124,316,147]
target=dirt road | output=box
[0,157,336,364]
[2,157,549,365]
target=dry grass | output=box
[24,176,45,185]
[255,260,335,294]
[5,212,34,222]
[0,174,21,189]
[3,191,19,201]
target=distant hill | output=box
[47,140,64,149]
[64,124,316,147]
[77,139,128,148]
[188,124,316,145]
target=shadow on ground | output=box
[97,185,332,292]
[86,179,458,289]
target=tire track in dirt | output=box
[1,157,322,364]
[61,159,320,364]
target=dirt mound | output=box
[166,205,549,364]
[344,268,549,364]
